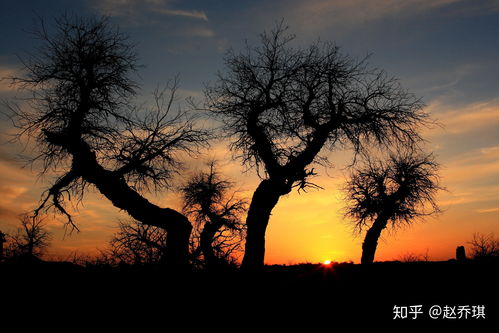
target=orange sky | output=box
[1,0,498,264]
[1,103,498,264]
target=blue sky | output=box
[0,0,498,262]
[2,0,498,99]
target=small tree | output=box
[108,219,168,265]
[468,233,499,260]
[207,22,430,269]
[181,162,247,269]
[344,152,441,264]
[10,214,52,258]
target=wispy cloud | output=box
[299,0,464,20]
[0,164,38,222]
[272,0,467,36]
[439,185,499,207]
[155,8,207,21]
[477,207,499,214]
[437,144,499,209]
[423,97,499,214]
[0,67,19,92]
[440,147,499,185]
[427,98,499,135]
[480,146,499,156]
[414,63,484,96]
[93,0,208,21]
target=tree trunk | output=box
[163,220,192,268]
[200,223,218,268]
[73,141,192,269]
[361,216,388,264]
[27,240,34,257]
[241,179,283,270]
[93,175,192,269]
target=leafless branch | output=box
[206,20,431,193]
[344,150,443,234]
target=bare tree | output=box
[9,214,52,258]
[344,152,441,264]
[468,233,499,260]
[206,22,431,269]
[181,162,247,269]
[108,219,168,265]
[398,249,430,263]
[6,15,208,267]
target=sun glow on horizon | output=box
[323,260,332,265]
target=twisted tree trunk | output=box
[41,111,194,268]
[71,139,192,268]
[361,215,389,265]
[241,179,285,270]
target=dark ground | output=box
[1,259,497,327]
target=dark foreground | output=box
[1,259,497,327]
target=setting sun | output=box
[0,1,498,324]
[0,0,498,269]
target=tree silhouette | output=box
[108,219,168,265]
[7,15,208,267]
[9,214,52,258]
[181,162,247,269]
[344,152,441,264]
[468,233,499,260]
[206,22,430,269]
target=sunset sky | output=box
[1,0,498,264]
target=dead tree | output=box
[468,233,499,260]
[344,152,441,264]
[10,214,52,258]
[181,162,247,269]
[6,15,208,267]
[206,22,431,269]
[108,219,168,265]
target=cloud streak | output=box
[427,98,499,135]
[0,67,19,92]
[264,0,469,37]
[298,0,464,20]
[93,0,208,21]
[477,207,499,214]
[155,8,208,21]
